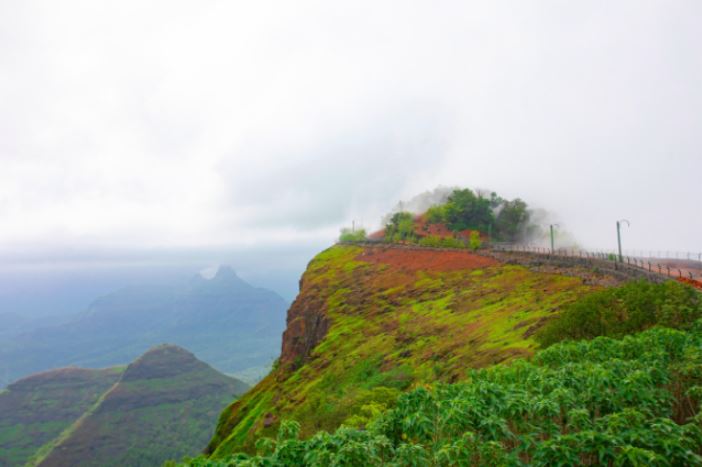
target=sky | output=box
[1,1,701,306]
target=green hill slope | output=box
[0,367,123,466]
[31,345,249,467]
[207,244,599,455]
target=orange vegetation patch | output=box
[356,246,498,272]
[678,277,702,290]
[414,215,486,240]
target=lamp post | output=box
[616,219,630,263]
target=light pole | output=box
[616,219,630,263]
[549,224,559,253]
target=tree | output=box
[443,189,494,232]
[495,198,529,242]
[385,212,415,242]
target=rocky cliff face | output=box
[207,244,598,456]
[280,279,330,366]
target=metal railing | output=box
[491,243,702,283]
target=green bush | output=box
[181,325,702,466]
[339,228,367,242]
[418,236,465,249]
[536,280,702,347]
[469,231,481,251]
[418,235,442,248]
[425,205,447,224]
[440,237,464,249]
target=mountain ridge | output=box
[0,266,288,387]
[2,344,249,467]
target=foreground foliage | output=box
[180,324,702,466]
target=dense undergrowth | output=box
[537,280,702,347]
[178,324,702,466]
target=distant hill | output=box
[0,367,123,466]
[0,345,248,467]
[0,266,288,387]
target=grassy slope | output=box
[0,367,123,467]
[209,244,598,455]
[35,345,249,467]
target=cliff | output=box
[207,243,599,455]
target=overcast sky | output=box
[1,0,701,273]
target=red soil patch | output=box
[356,246,498,272]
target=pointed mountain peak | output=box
[214,265,239,280]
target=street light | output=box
[549,224,559,254]
[616,219,630,263]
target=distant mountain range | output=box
[0,345,248,467]
[0,266,288,387]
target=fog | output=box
[1,1,700,308]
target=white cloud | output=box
[0,0,700,258]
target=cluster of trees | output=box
[426,188,531,242]
[339,187,533,246]
[181,322,702,466]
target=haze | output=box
[1,1,700,307]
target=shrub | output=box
[425,205,447,224]
[339,228,367,243]
[418,235,442,248]
[469,231,482,251]
[536,280,702,347]
[440,237,464,249]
